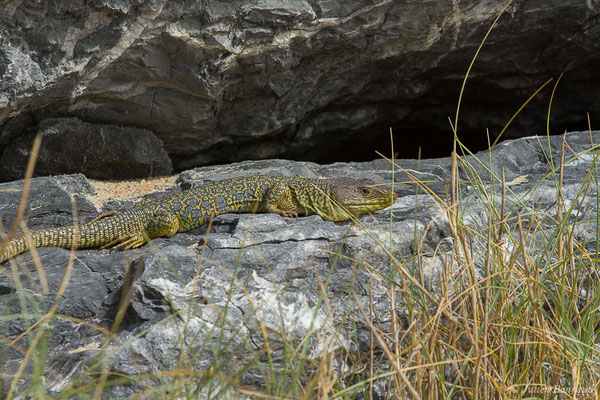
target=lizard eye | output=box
[360,187,372,196]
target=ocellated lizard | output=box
[0,175,397,263]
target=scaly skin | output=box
[0,175,397,263]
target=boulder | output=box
[1,1,599,177]
[0,117,173,181]
[0,131,598,397]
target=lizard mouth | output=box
[340,192,398,214]
[328,178,397,219]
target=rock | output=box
[1,1,599,177]
[0,131,599,397]
[0,174,98,231]
[0,117,173,181]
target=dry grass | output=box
[2,0,600,398]
[3,136,600,399]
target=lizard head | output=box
[329,178,397,219]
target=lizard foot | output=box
[90,210,120,223]
[100,232,147,251]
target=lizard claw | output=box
[101,232,147,250]
[90,211,119,223]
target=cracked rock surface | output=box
[1,131,599,397]
[1,1,599,179]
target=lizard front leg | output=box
[264,183,301,217]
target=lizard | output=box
[0,175,397,264]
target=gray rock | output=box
[0,131,599,397]
[0,174,98,232]
[1,1,599,177]
[0,117,173,181]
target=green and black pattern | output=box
[0,175,397,263]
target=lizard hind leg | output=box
[101,232,147,251]
[144,212,181,239]
[90,210,120,223]
[101,212,181,251]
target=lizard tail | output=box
[0,225,103,263]
[0,210,150,263]
[0,234,32,263]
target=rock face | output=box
[0,117,173,181]
[0,131,599,397]
[1,1,599,178]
